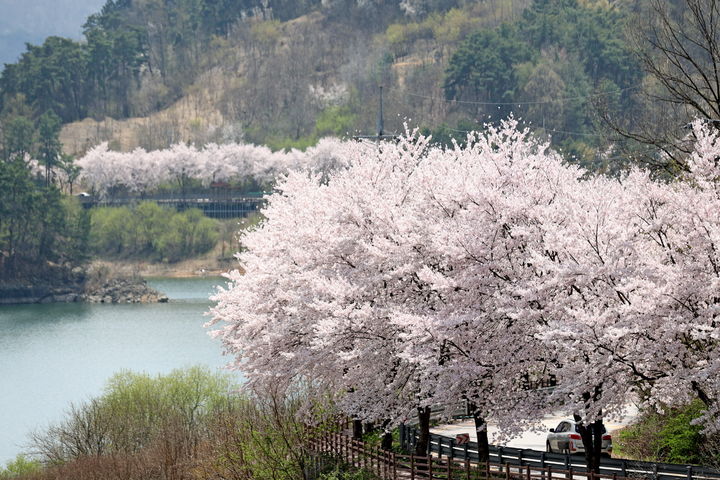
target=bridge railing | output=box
[78,194,266,218]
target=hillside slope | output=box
[62,3,531,154]
[0,0,648,171]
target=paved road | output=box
[431,405,639,451]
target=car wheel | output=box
[546,442,552,453]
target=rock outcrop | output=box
[0,275,168,305]
[82,277,168,303]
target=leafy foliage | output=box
[28,367,319,480]
[0,455,42,479]
[444,24,532,117]
[31,366,240,462]
[90,202,219,262]
[0,112,89,281]
[616,400,715,465]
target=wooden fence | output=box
[308,430,636,480]
[397,426,720,480]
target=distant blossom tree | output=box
[76,137,349,197]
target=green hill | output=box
[0,0,659,171]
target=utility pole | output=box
[354,86,398,142]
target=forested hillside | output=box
[0,0,698,172]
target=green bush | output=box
[32,366,241,462]
[616,400,712,465]
[90,202,219,261]
[0,455,41,479]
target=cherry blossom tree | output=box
[75,137,349,198]
[208,121,572,458]
[208,118,720,473]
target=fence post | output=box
[449,439,455,461]
[687,466,693,480]
[653,464,658,479]
[464,442,469,462]
[518,449,523,467]
[527,465,531,480]
[400,424,406,451]
[548,465,553,480]
[364,443,368,471]
[393,452,397,480]
[411,455,416,480]
[620,460,626,478]
[439,436,444,459]
[564,454,570,470]
[541,452,546,468]
[498,446,504,465]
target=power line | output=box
[396,85,641,107]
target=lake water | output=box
[0,277,236,464]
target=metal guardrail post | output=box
[653,464,659,479]
[498,446,504,464]
[687,465,693,480]
[449,438,456,460]
[541,452,547,468]
[518,449,523,466]
[620,460,627,477]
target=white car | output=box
[546,419,612,456]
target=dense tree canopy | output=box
[0,112,89,281]
[209,120,720,472]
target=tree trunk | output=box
[352,419,363,440]
[414,406,432,457]
[364,422,375,435]
[381,419,394,450]
[471,406,490,463]
[573,414,605,474]
[382,431,394,450]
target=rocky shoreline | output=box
[83,277,168,304]
[0,276,168,305]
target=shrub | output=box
[90,203,219,261]
[29,369,321,480]
[615,400,717,465]
[0,455,41,479]
[31,366,240,463]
